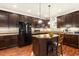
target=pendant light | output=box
[48,5,51,26]
[38,3,42,24]
[48,5,51,20]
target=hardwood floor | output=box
[0,45,33,56]
[62,45,79,56]
[0,44,78,56]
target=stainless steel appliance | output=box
[18,21,32,47]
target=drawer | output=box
[0,35,17,49]
[0,36,4,40]
[71,35,77,38]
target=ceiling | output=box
[0,3,79,19]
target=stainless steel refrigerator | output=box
[18,21,32,47]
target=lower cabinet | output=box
[32,37,40,56]
[63,34,78,48]
[32,37,48,56]
[0,35,17,49]
[0,37,7,49]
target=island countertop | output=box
[32,34,59,39]
[0,33,18,36]
[64,33,79,36]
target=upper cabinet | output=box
[19,15,34,25]
[57,15,65,28]
[72,11,79,27]
[32,19,50,28]
[27,16,33,25]
[65,13,72,25]
[19,15,29,24]
[0,10,9,27]
[57,11,79,28]
[9,13,19,27]
[43,20,50,28]
[31,18,38,27]
[0,10,50,28]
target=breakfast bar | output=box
[32,34,59,56]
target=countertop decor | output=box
[48,31,54,38]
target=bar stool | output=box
[47,31,54,56]
[57,32,64,56]
[47,31,58,56]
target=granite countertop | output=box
[64,33,79,35]
[32,31,52,35]
[0,33,18,36]
[32,34,59,39]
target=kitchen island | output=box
[32,34,59,56]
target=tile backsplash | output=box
[0,27,19,34]
[57,27,79,33]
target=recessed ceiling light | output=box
[48,21,50,25]
[38,20,42,24]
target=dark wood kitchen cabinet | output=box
[20,15,23,21]
[57,11,79,28]
[0,10,9,27]
[0,36,6,49]
[31,18,36,27]
[32,34,59,56]
[7,35,18,47]
[72,11,79,27]
[57,14,73,28]
[20,16,33,25]
[27,16,33,24]
[57,15,65,28]
[32,37,49,56]
[63,34,78,48]
[32,37,40,55]
[9,13,19,27]
[76,11,79,27]
[19,15,28,22]
[0,35,17,49]
[43,20,50,28]
[65,13,72,25]
[31,18,38,27]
